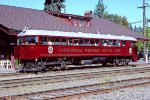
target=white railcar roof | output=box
[18,29,137,41]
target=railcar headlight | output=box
[35,58,38,62]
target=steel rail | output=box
[0,67,150,89]
[4,77,150,100]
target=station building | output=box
[0,4,148,69]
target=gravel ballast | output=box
[71,85,150,100]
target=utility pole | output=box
[138,0,148,61]
[143,0,147,61]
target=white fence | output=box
[0,60,12,69]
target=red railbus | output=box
[14,29,138,72]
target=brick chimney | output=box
[84,11,92,17]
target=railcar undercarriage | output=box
[19,56,132,73]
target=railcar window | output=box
[85,39,90,46]
[68,38,73,45]
[55,37,61,45]
[35,36,38,43]
[40,36,47,45]
[122,41,126,46]
[98,40,103,46]
[108,40,113,46]
[130,42,136,48]
[61,38,67,45]
[74,19,78,26]
[25,36,35,44]
[90,39,95,46]
[113,40,120,47]
[95,39,99,46]
[17,38,23,45]
[79,39,84,46]
[73,39,79,46]
[47,37,54,45]
[103,40,108,46]
[133,42,137,47]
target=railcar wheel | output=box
[40,62,46,73]
[122,60,126,66]
[61,61,67,71]
[57,66,62,71]
[125,59,130,66]
[102,62,107,67]
[113,59,119,67]
[53,66,57,71]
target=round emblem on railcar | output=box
[48,46,53,53]
[129,48,132,54]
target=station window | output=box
[86,21,90,27]
[74,19,78,26]
[79,20,84,26]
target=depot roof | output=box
[0,4,149,40]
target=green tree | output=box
[94,0,129,27]
[44,0,66,13]
[94,0,108,18]
[137,28,150,51]
[146,28,150,50]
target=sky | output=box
[0,0,150,27]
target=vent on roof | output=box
[22,27,29,32]
[22,27,32,32]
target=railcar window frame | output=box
[17,37,24,45]
[122,41,126,47]
[25,36,36,44]
[54,37,61,45]
[73,38,79,46]
[113,40,121,47]
[84,39,90,46]
[90,39,95,46]
[47,36,54,45]
[61,37,67,45]
[40,36,48,45]
[79,38,84,46]
[68,38,73,46]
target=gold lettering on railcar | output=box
[102,49,113,53]
[59,48,121,53]
[59,48,82,53]
[85,49,101,53]
[102,49,121,53]
[113,49,121,53]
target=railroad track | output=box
[4,77,150,100]
[0,66,150,89]
[0,73,21,77]
[0,66,150,99]
[0,63,146,78]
